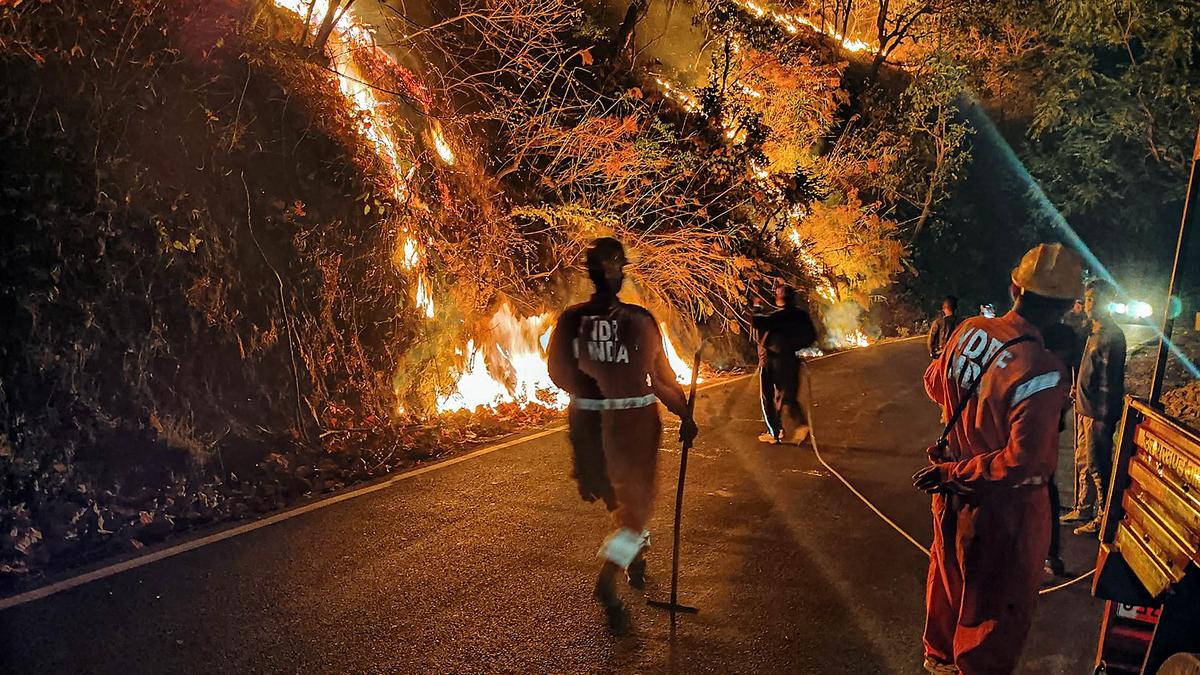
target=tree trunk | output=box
[296,0,316,47]
[869,51,886,79]
[611,0,649,64]
[312,0,356,54]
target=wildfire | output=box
[430,122,455,165]
[432,310,698,413]
[654,77,700,112]
[436,304,567,413]
[844,329,871,348]
[275,0,704,415]
[732,0,877,54]
[659,322,700,384]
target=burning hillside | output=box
[0,0,932,579]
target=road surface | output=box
[0,338,1102,674]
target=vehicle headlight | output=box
[1129,301,1153,319]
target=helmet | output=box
[1011,243,1084,300]
[585,237,627,282]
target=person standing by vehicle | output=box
[1040,322,1080,577]
[546,237,699,626]
[915,243,1082,674]
[928,296,961,359]
[1072,279,1127,537]
[1060,296,1096,526]
[752,285,817,445]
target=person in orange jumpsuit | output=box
[914,243,1083,674]
[546,237,699,623]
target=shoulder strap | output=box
[938,335,1036,443]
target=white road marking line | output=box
[0,374,752,611]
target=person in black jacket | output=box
[751,285,817,445]
[927,296,961,359]
[1072,279,1126,537]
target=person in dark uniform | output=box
[752,285,817,445]
[546,237,699,625]
[1040,322,1079,577]
[928,296,961,359]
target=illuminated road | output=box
[0,338,1101,673]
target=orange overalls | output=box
[922,311,1070,674]
[547,293,689,566]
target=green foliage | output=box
[949,0,1200,261]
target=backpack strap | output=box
[937,335,1036,447]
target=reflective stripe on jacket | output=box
[923,311,1071,493]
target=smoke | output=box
[821,300,871,348]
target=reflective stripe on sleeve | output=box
[1011,371,1061,406]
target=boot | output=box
[787,425,811,445]
[1060,507,1092,523]
[626,553,647,589]
[922,656,960,674]
[594,561,627,632]
[1073,518,1101,536]
[1044,556,1066,577]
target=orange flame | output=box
[731,0,877,53]
[659,322,700,384]
[436,304,568,413]
[430,122,455,165]
[274,1,703,414]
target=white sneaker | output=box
[757,433,779,444]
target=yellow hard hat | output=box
[1011,243,1084,300]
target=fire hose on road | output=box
[799,354,1094,597]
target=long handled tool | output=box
[648,346,703,623]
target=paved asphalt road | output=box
[0,338,1103,674]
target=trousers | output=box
[923,489,1050,674]
[599,406,662,532]
[759,354,806,438]
[1071,412,1097,513]
[569,403,663,533]
[1080,415,1116,512]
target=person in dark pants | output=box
[752,285,817,445]
[927,296,961,359]
[1073,279,1126,537]
[1041,322,1080,577]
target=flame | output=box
[732,0,877,53]
[274,0,705,415]
[430,122,455,165]
[654,77,700,112]
[436,304,569,413]
[660,322,700,384]
[414,275,436,318]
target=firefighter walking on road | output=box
[915,243,1083,674]
[752,285,817,445]
[546,237,699,626]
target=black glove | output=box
[679,415,699,447]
